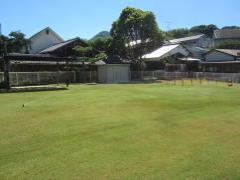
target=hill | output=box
[91,31,111,40]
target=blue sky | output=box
[1,0,240,40]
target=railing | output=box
[131,71,240,83]
[0,71,95,86]
[1,71,240,86]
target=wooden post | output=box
[181,78,184,86]
[3,55,10,90]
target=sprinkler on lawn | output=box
[228,80,233,87]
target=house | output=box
[29,27,64,54]
[142,44,190,61]
[142,44,190,70]
[202,49,240,73]
[168,34,213,48]
[213,29,240,47]
[40,37,90,57]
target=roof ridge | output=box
[29,27,64,41]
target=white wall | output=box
[98,65,130,83]
[29,29,63,54]
[205,51,235,62]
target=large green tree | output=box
[110,7,164,61]
[190,24,218,37]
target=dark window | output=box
[46,29,49,35]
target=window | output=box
[46,29,49,35]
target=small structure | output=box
[202,49,240,73]
[29,27,64,54]
[214,29,240,47]
[98,64,130,83]
[168,34,213,48]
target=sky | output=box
[1,0,240,40]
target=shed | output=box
[98,64,130,83]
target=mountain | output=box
[91,31,111,40]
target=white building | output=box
[98,64,130,83]
[29,27,64,54]
[142,44,190,61]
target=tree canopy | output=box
[222,26,240,30]
[216,40,240,50]
[166,28,191,39]
[89,36,113,53]
[190,24,218,37]
[0,31,29,54]
[110,7,164,60]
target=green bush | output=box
[0,81,7,89]
[217,40,240,49]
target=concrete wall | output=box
[29,29,63,54]
[98,64,130,83]
[205,51,235,62]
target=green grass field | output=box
[1,82,240,179]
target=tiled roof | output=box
[40,38,81,54]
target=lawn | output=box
[1,82,240,179]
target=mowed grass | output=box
[1,82,240,179]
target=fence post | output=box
[90,71,92,82]
[174,72,176,85]
[181,78,184,86]
[73,71,76,83]
[16,72,19,86]
[37,72,41,85]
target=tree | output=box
[222,26,240,30]
[73,46,94,57]
[166,28,191,39]
[190,24,218,37]
[216,40,240,49]
[0,35,9,55]
[7,31,29,53]
[89,36,113,53]
[110,7,164,61]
